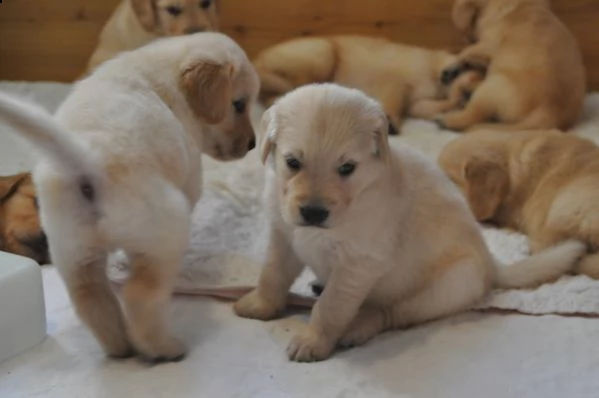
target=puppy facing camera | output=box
[234,83,585,362]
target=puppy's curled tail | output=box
[0,92,101,201]
[493,240,586,289]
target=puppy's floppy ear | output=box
[452,0,480,39]
[181,60,233,124]
[130,0,157,32]
[258,108,277,164]
[0,173,29,202]
[463,155,508,221]
[372,117,392,161]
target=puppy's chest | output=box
[291,230,341,277]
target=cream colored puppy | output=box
[87,0,219,72]
[234,84,584,362]
[0,32,259,362]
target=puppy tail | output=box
[493,240,586,289]
[0,92,102,200]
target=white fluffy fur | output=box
[0,32,259,361]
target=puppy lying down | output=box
[0,32,259,362]
[439,130,599,280]
[254,35,484,133]
[234,84,584,362]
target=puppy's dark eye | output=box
[338,163,356,177]
[233,99,246,114]
[199,0,212,9]
[286,157,302,171]
[166,6,183,16]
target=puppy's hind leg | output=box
[389,257,489,329]
[39,181,132,358]
[116,185,192,363]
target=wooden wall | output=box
[1,0,599,88]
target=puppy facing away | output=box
[0,32,259,362]
[86,0,219,72]
[253,35,483,133]
[436,0,586,132]
[439,130,599,279]
[0,172,49,265]
[234,84,584,362]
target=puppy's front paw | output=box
[138,336,187,364]
[234,289,283,320]
[287,331,335,362]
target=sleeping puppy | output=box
[438,130,599,279]
[436,0,586,132]
[253,35,484,134]
[234,84,584,362]
[0,172,49,265]
[0,32,259,362]
[86,0,219,72]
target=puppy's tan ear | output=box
[258,108,277,164]
[452,0,480,38]
[0,173,29,202]
[181,61,233,124]
[130,0,157,32]
[464,156,508,221]
[372,119,392,161]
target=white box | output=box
[0,251,46,363]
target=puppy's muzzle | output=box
[300,204,329,227]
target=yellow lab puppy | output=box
[87,0,219,72]
[439,130,599,279]
[253,36,484,134]
[0,32,259,362]
[234,84,584,362]
[436,0,586,132]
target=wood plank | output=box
[0,0,598,89]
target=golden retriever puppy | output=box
[86,0,219,72]
[435,0,586,132]
[0,172,49,265]
[439,130,599,279]
[234,84,584,362]
[0,32,259,362]
[253,35,482,134]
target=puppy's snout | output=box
[248,138,256,151]
[184,27,206,35]
[300,205,329,226]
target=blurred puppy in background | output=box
[86,0,219,72]
[253,35,484,134]
[0,172,49,265]
[439,130,599,279]
[436,0,586,132]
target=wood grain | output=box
[0,0,598,89]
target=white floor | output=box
[2,267,599,398]
[1,82,599,397]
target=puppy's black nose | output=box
[184,27,205,35]
[300,205,329,226]
[248,138,256,150]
